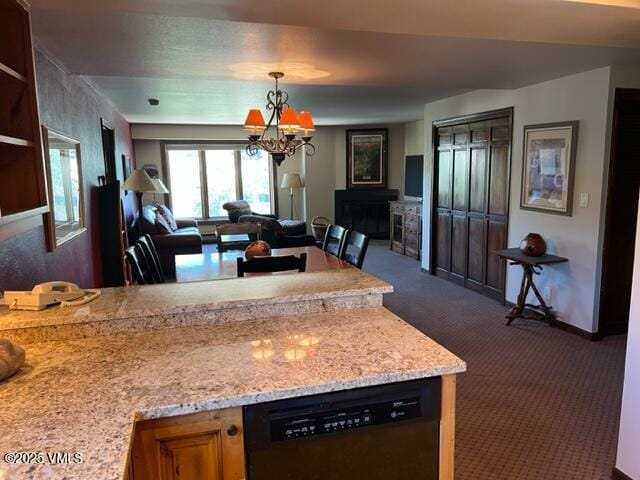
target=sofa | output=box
[222,200,307,236]
[140,204,203,273]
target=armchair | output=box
[222,200,306,236]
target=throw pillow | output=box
[154,203,178,231]
[155,211,173,234]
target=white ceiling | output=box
[30,0,640,125]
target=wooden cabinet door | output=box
[435,132,453,275]
[433,113,511,301]
[132,408,245,480]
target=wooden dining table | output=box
[175,246,354,282]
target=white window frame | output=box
[162,141,277,220]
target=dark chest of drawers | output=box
[390,201,422,260]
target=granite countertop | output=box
[0,307,465,480]
[0,269,391,331]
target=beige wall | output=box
[404,119,425,157]
[422,67,614,333]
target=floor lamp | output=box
[280,173,304,220]
[122,169,158,238]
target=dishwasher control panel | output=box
[270,397,421,442]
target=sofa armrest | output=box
[151,232,202,249]
[239,214,278,225]
[252,212,278,220]
[176,218,198,228]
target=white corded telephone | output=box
[3,282,101,311]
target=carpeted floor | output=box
[363,241,627,480]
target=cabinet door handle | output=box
[227,424,239,436]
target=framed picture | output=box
[346,128,388,189]
[142,163,159,179]
[121,154,132,181]
[520,121,578,216]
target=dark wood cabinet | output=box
[432,109,512,301]
[335,189,398,239]
[0,0,48,227]
[390,201,422,260]
[98,182,130,286]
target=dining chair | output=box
[322,224,348,258]
[124,244,154,285]
[341,231,370,269]
[236,253,307,277]
[138,234,165,283]
[216,223,262,252]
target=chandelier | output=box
[243,72,316,166]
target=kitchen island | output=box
[0,269,466,480]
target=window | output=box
[165,144,275,219]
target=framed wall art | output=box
[346,128,388,189]
[520,121,579,216]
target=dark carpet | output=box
[363,241,626,480]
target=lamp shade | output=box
[298,111,315,132]
[122,169,157,192]
[278,108,300,130]
[280,173,304,189]
[152,178,170,194]
[243,109,266,131]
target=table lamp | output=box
[280,173,304,220]
[122,169,158,238]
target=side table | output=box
[494,248,569,326]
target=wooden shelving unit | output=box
[0,0,48,227]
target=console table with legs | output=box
[494,248,569,326]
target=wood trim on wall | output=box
[612,467,634,480]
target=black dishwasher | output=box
[244,378,441,480]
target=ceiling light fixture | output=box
[243,72,315,166]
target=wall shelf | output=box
[0,134,33,147]
[0,0,48,228]
[0,61,26,83]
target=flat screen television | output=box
[404,155,424,199]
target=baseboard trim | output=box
[612,467,634,480]
[504,301,599,341]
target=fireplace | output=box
[334,189,398,239]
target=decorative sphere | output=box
[244,240,272,259]
[519,233,547,257]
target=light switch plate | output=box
[579,193,589,208]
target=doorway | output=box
[101,118,116,184]
[598,88,640,337]
[431,108,513,301]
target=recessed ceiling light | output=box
[148,98,160,106]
